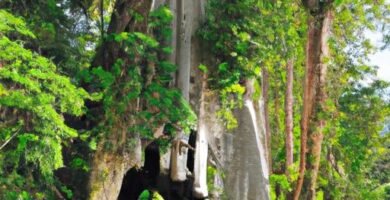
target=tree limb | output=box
[0,128,20,151]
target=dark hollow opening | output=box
[118,130,199,200]
[118,141,161,200]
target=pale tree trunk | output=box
[225,80,270,200]
[187,0,209,198]
[192,82,224,199]
[193,73,209,198]
[87,1,152,199]
[153,0,208,196]
[193,85,225,199]
[169,0,208,186]
[152,0,192,182]
[262,67,272,173]
[151,0,165,10]
[169,138,189,181]
[293,4,332,199]
[168,0,177,87]
[175,0,193,100]
[169,0,194,182]
[285,59,294,173]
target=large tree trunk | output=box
[88,138,142,200]
[225,80,270,200]
[285,59,294,173]
[293,4,332,199]
[87,1,152,199]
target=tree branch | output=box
[0,128,20,151]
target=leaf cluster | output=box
[0,10,91,199]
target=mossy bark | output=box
[87,1,152,199]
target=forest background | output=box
[0,0,389,199]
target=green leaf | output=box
[198,64,208,73]
[89,139,97,150]
[334,0,343,6]
[218,62,228,72]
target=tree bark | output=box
[92,0,152,71]
[262,67,272,173]
[303,11,332,199]
[168,0,194,183]
[225,80,270,200]
[175,0,193,100]
[87,1,152,199]
[293,3,332,199]
[186,0,210,197]
[167,0,210,192]
[285,59,294,173]
[193,73,209,198]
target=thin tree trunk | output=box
[274,94,280,133]
[262,67,272,173]
[168,0,178,87]
[293,14,321,200]
[293,5,332,200]
[293,15,315,200]
[169,0,194,183]
[304,11,332,199]
[187,0,209,197]
[175,0,193,100]
[285,59,294,174]
[193,72,209,198]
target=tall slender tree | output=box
[294,1,333,199]
[285,59,294,173]
[262,67,272,173]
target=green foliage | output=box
[0,1,389,199]
[316,1,390,198]
[199,0,305,129]
[206,166,223,196]
[79,5,196,147]
[270,174,291,199]
[320,81,390,199]
[198,0,260,128]
[0,10,90,198]
[1,0,96,76]
[200,0,390,199]
[70,157,90,172]
[207,166,217,190]
[0,10,35,38]
[60,186,73,199]
[199,0,259,87]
